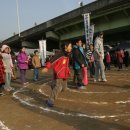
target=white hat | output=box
[1,45,9,52]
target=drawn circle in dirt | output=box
[12,78,130,121]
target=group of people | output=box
[0,32,108,107]
[0,45,41,94]
[43,32,107,107]
[114,49,129,70]
[104,48,130,71]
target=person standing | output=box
[9,48,17,80]
[124,50,129,68]
[86,44,95,78]
[116,49,123,70]
[94,32,107,82]
[17,47,29,86]
[32,50,41,81]
[42,41,72,107]
[72,45,78,85]
[0,52,5,95]
[72,40,87,89]
[1,45,14,91]
[105,52,111,70]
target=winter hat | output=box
[1,45,9,52]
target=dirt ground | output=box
[0,67,130,130]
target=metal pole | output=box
[16,0,21,37]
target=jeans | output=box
[95,60,106,80]
[89,62,95,78]
[4,72,11,89]
[33,68,39,81]
[20,69,27,83]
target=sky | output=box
[0,0,95,41]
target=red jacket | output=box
[116,51,123,63]
[106,54,111,63]
[45,51,71,79]
[0,59,5,84]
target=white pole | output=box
[16,0,21,37]
[39,40,46,66]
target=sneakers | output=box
[24,82,29,85]
[102,79,107,82]
[46,100,54,107]
[94,79,97,82]
[9,87,14,91]
[0,92,4,96]
[23,82,29,87]
[4,87,14,92]
[78,86,86,90]
[94,79,107,82]
[94,79,101,82]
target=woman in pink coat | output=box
[17,47,29,85]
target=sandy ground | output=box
[0,67,130,130]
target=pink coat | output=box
[17,52,28,70]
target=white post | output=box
[16,0,21,37]
[39,40,46,66]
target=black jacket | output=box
[72,46,87,68]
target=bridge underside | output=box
[56,5,130,44]
[3,0,130,51]
[8,33,60,52]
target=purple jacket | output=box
[17,52,28,70]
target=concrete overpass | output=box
[2,0,130,51]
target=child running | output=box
[42,41,72,107]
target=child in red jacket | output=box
[42,42,72,107]
[0,53,5,95]
[105,52,111,70]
